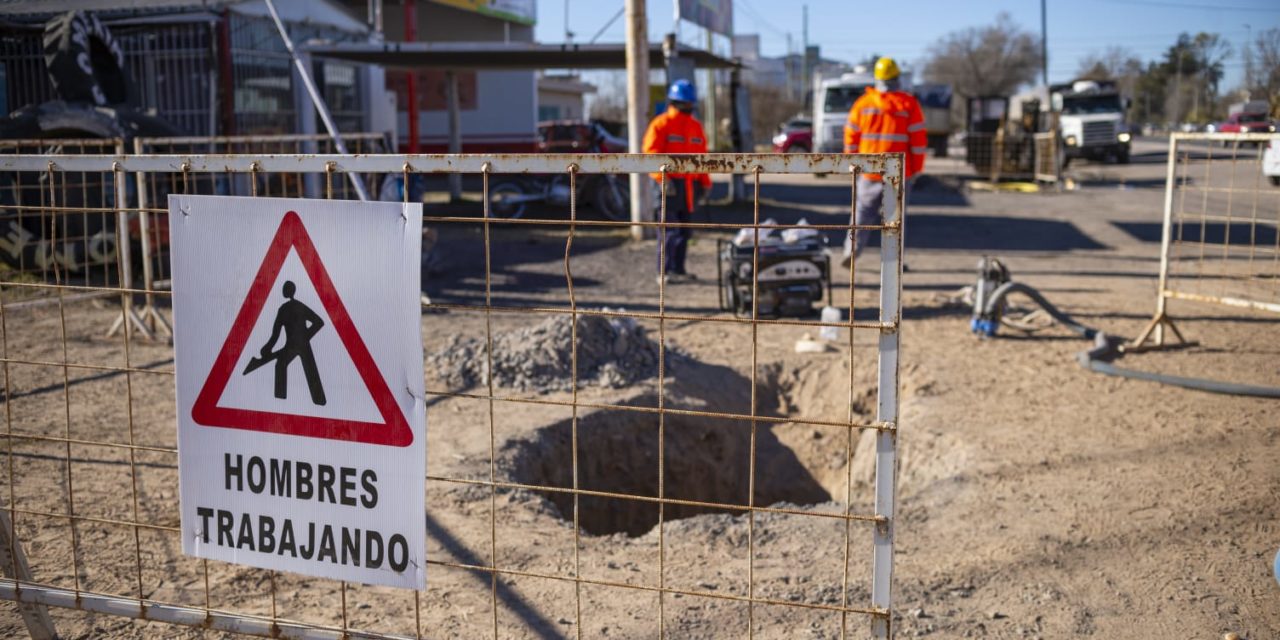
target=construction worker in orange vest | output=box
[842,56,927,266]
[643,79,712,284]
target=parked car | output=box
[1215,111,1276,135]
[772,118,813,153]
[537,120,628,153]
[1264,138,1280,187]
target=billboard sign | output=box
[430,0,536,25]
[678,0,733,36]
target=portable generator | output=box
[716,232,832,317]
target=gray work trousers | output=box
[843,176,908,261]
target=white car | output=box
[1266,138,1280,186]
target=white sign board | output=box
[170,194,426,589]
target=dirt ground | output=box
[2,137,1279,638]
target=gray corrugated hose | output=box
[981,282,1280,399]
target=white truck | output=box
[811,67,950,156]
[1012,80,1131,164]
[812,67,877,153]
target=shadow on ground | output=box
[1113,221,1278,245]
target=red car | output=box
[772,118,813,153]
[1215,112,1276,135]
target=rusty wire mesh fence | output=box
[0,152,904,639]
[963,132,1030,182]
[1132,132,1280,348]
[128,134,392,339]
[0,139,127,315]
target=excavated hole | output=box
[504,390,835,537]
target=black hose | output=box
[983,282,1280,399]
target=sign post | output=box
[170,195,426,589]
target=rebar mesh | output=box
[0,151,904,639]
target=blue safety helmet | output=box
[667,79,696,104]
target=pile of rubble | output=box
[427,310,669,393]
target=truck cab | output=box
[1053,80,1131,164]
[1008,80,1130,164]
[812,68,951,157]
[812,68,878,153]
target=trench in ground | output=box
[503,364,875,537]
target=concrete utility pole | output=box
[1173,50,1184,125]
[705,27,717,150]
[1041,0,1048,85]
[801,5,808,100]
[563,0,572,43]
[404,0,419,154]
[625,0,650,240]
[445,71,462,201]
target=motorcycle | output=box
[487,138,630,220]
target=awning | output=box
[305,41,740,70]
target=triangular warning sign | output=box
[191,211,413,447]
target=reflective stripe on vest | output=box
[907,122,927,132]
[862,133,910,142]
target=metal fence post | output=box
[870,157,904,639]
[107,147,154,341]
[132,138,172,339]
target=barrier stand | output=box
[106,159,154,341]
[1127,131,1279,351]
[0,504,57,640]
[126,137,173,340]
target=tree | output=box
[587,71,628,123]
[1077,46,1144,119]
[1189,33,1231,121]
[1127,32,1233,126]
[1076,46,1142,86]
[922,13,1042,98]
[747,85,804,145]
[1242,27,1280,117]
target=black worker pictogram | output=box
[242,280,327,405]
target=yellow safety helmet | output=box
[874,57,900,81]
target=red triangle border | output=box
[190,211,413,447]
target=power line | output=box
[738,0,790,40]
[1097,0,1280,11]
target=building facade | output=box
[366,0,539,152]
[0,0,383,138]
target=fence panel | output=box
[1132,132,1280,348]
[0,139,128,318]
[0,152,904,639]
[130,133,391,335]
[1031,132,1062,184]
[963,131,1041,182]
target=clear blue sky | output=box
[534,0,1280,90]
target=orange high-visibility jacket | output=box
[643,106,713,210]
[843,88,927,181]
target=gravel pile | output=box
[428,310,668,393]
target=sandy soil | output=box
[2,138,1279,638]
